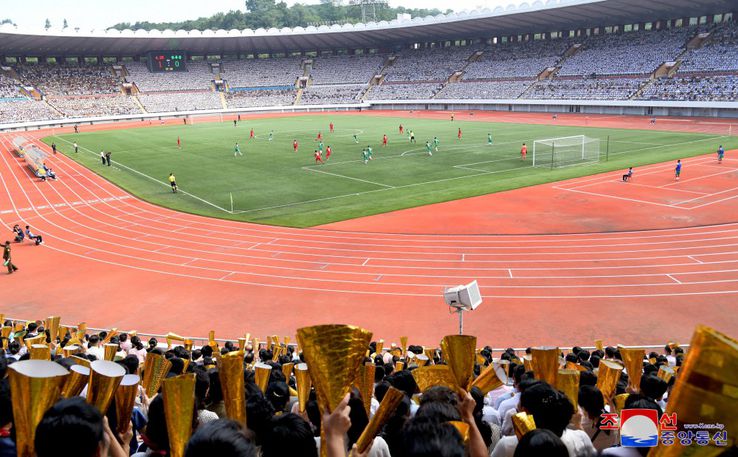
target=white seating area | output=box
[310,55,384,84]
[0,74,21,98]
[384,46,478,82]
[366,82,441,100]
[0,100,60,123]
[558,28,692,76]
[436,80,533,99]
[138,91,222,112]
[222,58,301,88]
[463,40,569,80]
[48,96,142,118]
[225,90,296,108]
[528,77,645,99]
[639,75,738,101]
[15,64,121,96]
[301,85,363,104]
[126,62,214,92]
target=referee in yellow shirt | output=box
[169,173,178,193]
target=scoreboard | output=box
[147,52,187,72]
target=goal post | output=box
[532,135,600,169]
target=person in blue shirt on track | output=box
[675,159,682,181]
[717,145,725,163]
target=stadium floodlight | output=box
[348,0,389,22]
[532,135,600,169]
[444,280,482,335]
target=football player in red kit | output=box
[314,150,324,163]
[326,145,332,160]
[382,134,388,146]
[293,139,299,152]
[329,122,334,133]
[250,128,255,139]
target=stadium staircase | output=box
[431,49,485,98]
[218,91,228,109]
[294,88,303,105]
[43,100,65,118]
[132,95,147,114]
[516,79,542,99]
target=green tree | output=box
[44,18,51,30]
[63,18,68,29]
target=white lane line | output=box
[508,269,513,278]
[688,255,704,264]
[219,272,236,280]
[667,274,682,284]
[362,258,370,266]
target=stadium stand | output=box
[47,95,142,118]
[222,58,302,88]
[300,84,363,104]
[528,77,646,100]
[436,80,533,99]
[126,61,214,92]
[14,64,121,96]
[0,73,21,98]
[0,99,60,123]
[138,91,222,112]
[366,82,442,100]
[225,89,297,108]
[310,55,384,84]
[383,45,480,82]
[0,316,728,457]
[639,75,738,101]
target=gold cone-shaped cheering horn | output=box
[522,355,533,372]
[1,326,11,339]
[394,360,404,372]
[648,325,738,456]
[61,364,90,398]
[162,374,196,457]
[531,347,560,387]
[166,332,186,348]
[447,421,470,443]
[400,336,408,358]
[295,363,311,412]
[208,330,217,349]
[141,353,172,398]
[596,360,623,400]
[412,365,459,392]
[219,352,247,426]
[656,365,674,383]
[62,345,81,357]
[87,360,126,413]
[594,339,604,351]
[9,360,70,457]
[472,363,505,395]
[282,362,294,379]
[238,337,247,351]
[376,339,384,357]
[46,316,60,343]
[102,328,118,345]
[618,346,645,392]
[104,343,119,361]
[115,374,140,434]
[184,339,193,352]
[296,324,372,413]
[30,344,50,360]
[254,362,272,394]
[24,334,45,350]
[555,369,580,410]
[442,335,476,390]
[355,386,404,453]
[71,355,91,368]
[512,412,537,440]
[423,347,435,364]
[415,354,430,367]
[356,363,376,416]
[613,393,629,414]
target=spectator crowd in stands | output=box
[0,317,730,457]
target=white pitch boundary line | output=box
[616,182,709,196]
[688,189,738,210]
[551,186,684,209]
[673,184,738,206]
[661,167,738,188]
[301,166,395,188]
[49,135,233,214]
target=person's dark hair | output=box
[34,397,103,457]
[512,364,526,386]
[664,345,672,355]
[119,333,128,343]
[579,370,597,387]
[261,413,317,457]
[577,350,590,362]
[514,429,569,457]
[590,354,601,368]
[8,341,20,355]
[374,381,390,403]
[27,322,38,333]
[201,345,214,358]
[624,394,662,416]
[148,338,158,349]
[195,369,211,410]
[266,381,290,413]
[88,335,100,346]
[416,400,461,423]
[0,378,13,427]
[118,355,139,375]
[347,388,369,448]
[640,374,668,401]
[571,346,582,355]
[145,395,171,453]
[207,369,224,404]
[419,386,458,407]
[387,370,417,398]
[517,378,542,395]
[131,336,144,351]
[565,353,578,364]
[245,391,275,444]
[399,416,464,457]
[577,385,605,419]
[520,383,573,437]
[169,358,185,376]
[184,419,256,457]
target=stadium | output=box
[0,0,737,455]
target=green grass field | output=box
[44,114,738,227]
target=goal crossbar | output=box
[532,135,600,168]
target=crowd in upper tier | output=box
[1,315,728,457]
[1,19,737,124]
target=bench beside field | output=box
[13,136,47,179]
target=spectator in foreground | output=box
[184,419,255,457]
[514,429,569,457]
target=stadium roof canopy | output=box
[0,0,734,56]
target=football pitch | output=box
[44,114,737,227]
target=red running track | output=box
[1,112,738,347]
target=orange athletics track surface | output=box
[2,111,738,347]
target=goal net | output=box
[532,135,600,168]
